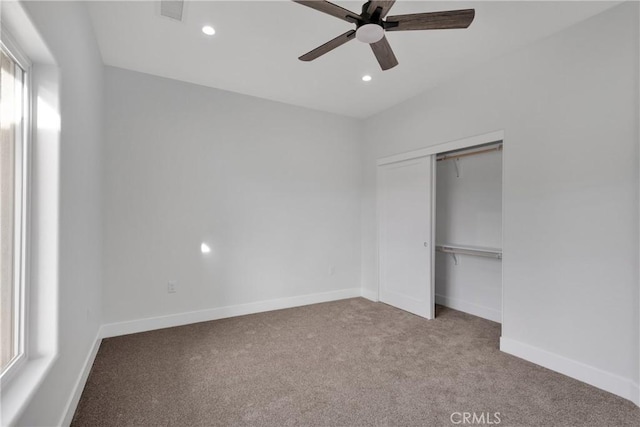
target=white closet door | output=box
[378,156,434,319]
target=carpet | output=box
[72,298,639,426]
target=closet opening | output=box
[434,141,503,324]
[376,130,504,325]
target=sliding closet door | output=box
[378,156,434,319]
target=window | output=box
[0,43,28,378]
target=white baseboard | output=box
[100,288,361,338]
[59,331,102,426]
[436,294,501,323]
[501,337,639,406]
[631,382,640,407]
[360,288,379,302]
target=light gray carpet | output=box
[72,298,639,426]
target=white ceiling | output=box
[87,1,619,118]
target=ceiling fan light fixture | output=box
[356,23,384,44]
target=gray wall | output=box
[361,1,639,388]
[18,1,104,425]
[102,67,362,324]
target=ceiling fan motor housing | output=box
[361,1,383,22]
[355,1,385,44]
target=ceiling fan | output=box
[293,0,475,70]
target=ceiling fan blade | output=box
[370,36,398,70]
[385,9,475,31]
[366,0,396,19]
[293,1,361,24]
[299,30,357,62]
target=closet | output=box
[377,132,503,323]
[435,142,502,323]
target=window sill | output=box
[0,354,56,426]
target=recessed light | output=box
[201,243,211,254]
[362,75,372,82]
[202,25,215,36]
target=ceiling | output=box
[87,1,619,118]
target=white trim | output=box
[0,0,56,66]
[430,155,437,319]
[500,133,506,326]
[501,337,639,406]
[435,294,501,323]
[0,29,32,390]
[0,354,56,426]
[377,130,505,166]
[59,332,102,427]
[0,14,60,424]
[631,382,640,407]
[100,288,362,338]
[0,28,32,70]
[360,288,379,302]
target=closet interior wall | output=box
[435,144,503,323]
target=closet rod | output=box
[437,144,502,162]
[436,245,502,259]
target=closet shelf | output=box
[436,244,502,260]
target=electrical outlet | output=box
[329,265,335,276]
[167,281,177,294]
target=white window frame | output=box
[0,3,59,423]
[0,29,32,388]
